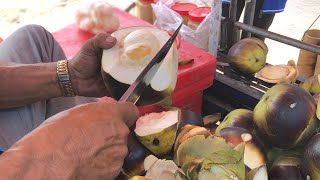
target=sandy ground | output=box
[265,0,320,65]
[0,0,319,65]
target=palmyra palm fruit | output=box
[253,83,318,149]
[123,131,151,177]
[301,74,320,95]
[228,37,268,75]
[302,133,320,179]
[269,155,304,180]
[101,26,178,106]
[215,108,254,135]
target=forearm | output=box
[0,145,75,179]
[0,61,62,108]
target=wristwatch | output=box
[57,60,75,97]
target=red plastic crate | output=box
[52,8,216,114]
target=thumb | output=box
[81,33,117,56]
[114,102,140,127]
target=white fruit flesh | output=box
[135,110,178,136]
[102,27,178,91]
[144,155,159,171]
[253,165,268,180]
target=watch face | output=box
[57,60,75,97]
[58,74,70,82]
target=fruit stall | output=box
[54,0,320,179]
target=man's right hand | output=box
[0,101,139,180]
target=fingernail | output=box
[106,36,116,43]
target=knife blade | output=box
[118,22,183,104]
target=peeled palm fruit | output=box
[253,83,318,149]
[134,110,179,157]
[75,1,119,34]
[101,27,178,106]
[215,108,254,135]
[228,37,268,75]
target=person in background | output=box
[0,24,139,179]
[222,0,288,40]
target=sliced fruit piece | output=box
[177,127,211,148]
[135,110,179,157]
[255,63,298,84]
[101,26,178,106]
[145,159,180,180]
[129,176,151,180]
[143,155,159,171]
[218,127,267,171]
[174,124,198,152]
[245,165,268,180]
[157,170,175,180]
[203,113,222,134]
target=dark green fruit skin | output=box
[177,109,204,132]
[123,131,151,177]
[269,155,304,180]
[269,166,304,180]
[302,133,320,179]
[102,72,170,106]
[228,41,266,75]
[215,109,254,135]
[253,83,318,149]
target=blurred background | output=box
[0,0,319,65]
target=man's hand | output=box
[69,33,116,97]
[0,101,139,180]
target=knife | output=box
[118,22,183,104]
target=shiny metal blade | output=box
[119,22,183,103]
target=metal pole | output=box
[234,21,320,55]
[242,0,256,38]
[230,0,240,46]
